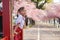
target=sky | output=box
[53,0,60,3]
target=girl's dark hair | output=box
[17,7,24,17]
[17,14,18,17]
[18,7,24,12]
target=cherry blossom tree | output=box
[13,0,47,21]
[45,3,60,24]
[13,0,60,21]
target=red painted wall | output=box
[2,0,10,39]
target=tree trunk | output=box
[58,18,60,24]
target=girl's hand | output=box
[14,31,18,35]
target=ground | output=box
[23,23,60,40]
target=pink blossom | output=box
[45,3,60,18]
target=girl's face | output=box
[19,10,26,17]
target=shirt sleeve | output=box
[15,16,25,29]
[15,16,22,25]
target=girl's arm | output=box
[14,23,20,34]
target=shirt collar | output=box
[18,13,25,20]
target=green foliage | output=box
[31,0,53,9]
[31,0,43,3]
[46,0,52,3]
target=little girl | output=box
[14,7,26,40]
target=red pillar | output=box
[2,0,10,39]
